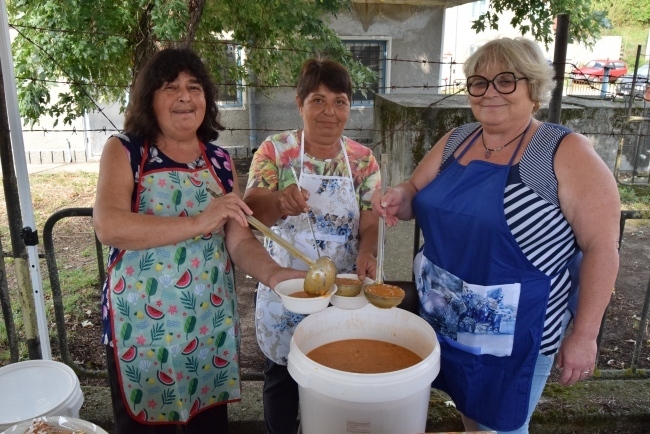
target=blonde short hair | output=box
[463,37,554,112]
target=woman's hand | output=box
[371,187,405,227]
[196,192,252,233]
[267,267,308,290]
[555,332,597,386]
[356,251,377,281]
[277,184,310,217]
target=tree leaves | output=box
[471,0,606,49]
[7,0,373,125]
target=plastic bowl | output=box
[275,278,337,314]
[363,283,405,309]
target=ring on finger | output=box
[582,369,591,374]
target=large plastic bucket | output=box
[288,304,440,434]
[0,360,84,431]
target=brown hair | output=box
[296,57,352,105]
[123,48,224,143]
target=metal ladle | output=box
[207,183,336,296]
[363,154,405,308]
[245,215,336,296]
[287,159,321,258]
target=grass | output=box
[1,171,650,365]
[0,171,100,364]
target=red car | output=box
[570,59,628,84]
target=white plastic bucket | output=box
[288,304,440,434]
[0,360,84,431]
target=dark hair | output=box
[296,57,352,105]
[123,48,224,143]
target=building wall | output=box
[373,93,636,187]
[79,4,447,159]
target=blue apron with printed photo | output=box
[413,130,564,430]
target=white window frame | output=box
[342,37,391,107]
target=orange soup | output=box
[289,291,315,298]
[364,283,404,298]
[306,339,422,373]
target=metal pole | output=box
[0,0,51,358]
[627,46,642,119]
[548,14,569,124]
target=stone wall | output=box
[372,93,642,186]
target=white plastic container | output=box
[288,304,440,434]
[275,278,337,314]
[0,360,84,431]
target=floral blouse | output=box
[246,130,380,210]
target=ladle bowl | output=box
[303,257,337,296]
[207,183,337,296]
[245,215,336,296]
[363,283,405,309]
[362,153,405,309]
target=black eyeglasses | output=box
[465,72,528,97]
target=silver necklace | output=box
[481,129,526,159]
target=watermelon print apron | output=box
[255,132,360,365]
[107,142,240,424]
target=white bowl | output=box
[274,278,337,315]
[3,416,109,433]
[329,274,373,310]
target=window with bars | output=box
[343,40,387,106]
[215,44,243,107]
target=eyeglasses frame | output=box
[465,72,529,97]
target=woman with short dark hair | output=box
[243,57,380,434]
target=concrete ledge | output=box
[80,379,650,433]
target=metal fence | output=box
[10,206,643,380]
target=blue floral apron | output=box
[255,132,360,365]
[107,142,240,424]
[413,127,574,430]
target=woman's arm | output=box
[93,137,250,250]
[243,143,309,227]
[554,132,620,386]
[224,211,306,289]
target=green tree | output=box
[471,0,609,48]
[8,0,373,126]
[592,0,650,27]
[9,0,610,126]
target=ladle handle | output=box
[205,181,316,267]
[288,159,321,258]
[245,215,316,266]
[375,154,388,285]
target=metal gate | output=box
[614,115,650,186]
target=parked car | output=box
[617,64,650,99]
[570,59,628,84]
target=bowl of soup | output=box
[274,278,337,315]
[330,274,372,310]
[334,274,364,297]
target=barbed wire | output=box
[8,21,650,148]
[13,125,648,139]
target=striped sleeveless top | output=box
[440,122,579,355]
